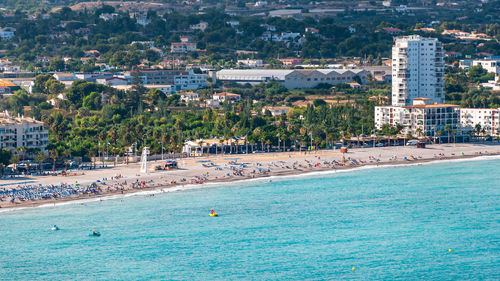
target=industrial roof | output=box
[216,69,367,80]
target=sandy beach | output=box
[1,143,499,209]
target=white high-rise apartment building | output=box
[392,35,445,106]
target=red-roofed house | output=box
[213,92,241,103]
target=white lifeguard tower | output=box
[140,147,150,174]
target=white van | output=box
[406,140,419,146]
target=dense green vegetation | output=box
[1,2,500,71]
[0,77,379,161]
[445,66,500,108]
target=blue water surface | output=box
[1,158,499,280]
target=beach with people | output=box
[1,143,499,210]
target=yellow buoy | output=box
[352,267,356,271]
[449,249,452,252]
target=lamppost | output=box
[309,132,313,151]
[277,133,280,152]
[371,129,376,148]
[98,141,101,168]
[158,141,164,161]
[245,134,248,154]
[105,142,110,166]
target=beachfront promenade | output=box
[1,143,499,209]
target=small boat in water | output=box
[89,230,101,237]
[51,225,60,231]
[209,209,218,217]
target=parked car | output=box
[406,140,419,146]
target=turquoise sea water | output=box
[1,158,499,280]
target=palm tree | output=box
[444,125,451,144]
[416,128,423,138]
[474,124,482,137]
[259,136,266,152]
[218,139,224,155]
[10,154,19,173]
[436,130,443,144]
[452,130,457,146]
[197,140,203,156]
[49,149,59,171]
[34,152,46,173]
[15,146,26,163]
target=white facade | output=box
[0,111,49,152]
[262,106,291,116]
[237,59,263,68]
[119,70,207,92]
[375,99,461,137]
[170,43,196,53]
[144,85,174,95]
[459,59,500,75]
[460,108,500,136]
[481,75,500,91]
[174,73,207,91]
[213,92,241,103]
[96,77,128,86]
[180,92,200,102]
[392,35,445,106]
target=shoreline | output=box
[2,146,499,212]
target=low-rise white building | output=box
[213,92,241,103]
[237,59,263,68]
[480,75,500,91]
[53,73,77,82]
[96,77,128,86]
[375,98,461,138]
[180,92,200,103]
[262,106,291,116]
[0,111,49,152]
[144,85,174,95]
[459,59,500,75]
[460,108,500,136]
[170,42,197,53]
